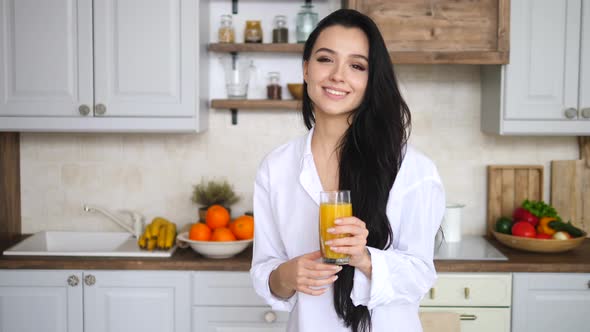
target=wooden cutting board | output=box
[487,165,544,236]
[551,137,590,238]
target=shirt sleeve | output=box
[350,178,445,310]
[249,159,297,312]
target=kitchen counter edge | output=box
[1,237,589,273]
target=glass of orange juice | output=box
[319,190,352,265]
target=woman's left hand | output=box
[325,217,372,276]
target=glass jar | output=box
[272,15,289,43]
[267,72,282,100]
[218,15,235,43]
[244,20,263,43]
[296,3,318,43]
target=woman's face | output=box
[304,25,369,118]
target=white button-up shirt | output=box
[251,128,445,332]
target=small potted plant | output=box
[192,179,240,222]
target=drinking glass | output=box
[220,56,254,99]
[319,190,352,265]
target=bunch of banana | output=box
[138,217,176,250]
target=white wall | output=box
[19,0,578,236]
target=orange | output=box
[230,215,254,240]
[189,223,212,241]
[205,205,231,230]
[211,227,237,241]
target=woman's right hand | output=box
[270,250,342,297]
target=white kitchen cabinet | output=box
[512,273,590,332]
[0,270,83,332]
[0,270,190,332]
[84,271,190,332]
[420,273,512,332]
[193,307,289,332]
[0,0,209,132]
[481,0,590,135]
[192,271,288,332]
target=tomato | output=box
[535,233,552,239]
[511,221,536,238]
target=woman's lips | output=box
[322,87,349,99]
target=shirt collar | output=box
[299,126,322,205]
[300,126,314,167]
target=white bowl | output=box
[176,232,253,259]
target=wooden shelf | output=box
[208,43,304,53]
[208,44,507,64]
[211,99,301,110]
[390,51,508,65]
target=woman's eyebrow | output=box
[314,47,369,62]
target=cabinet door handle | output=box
[581,108,590,119]
[564,107,578,119]
[67,275,79,287]
[95,103,107,116]
[78,105,90,116]
[587,280,590,289]
[84,274,96,286]
[263,310,277,323]
[429,288,435,299]
[464,287,470,299]
[460,314,477,321]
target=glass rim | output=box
[320,190,351,194]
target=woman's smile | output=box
[322,86,349,99]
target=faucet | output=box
[83,204,144,238]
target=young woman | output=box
[250,9,445,332]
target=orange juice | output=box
[319,202,352,264]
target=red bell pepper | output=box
[512,207,539,227]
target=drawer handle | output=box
[464,287,470,299]
[429,288,435,299]
[460,314,477,321]
[264,310,277,323]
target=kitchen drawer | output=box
[192,307,288,332]
[420,273,512,307]
[420,307,510,332]
[193,271,265,306]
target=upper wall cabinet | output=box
[482,0,590,135]
[0,0,209,133]
[346,0,510,64]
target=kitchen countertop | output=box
[1,236,589,272]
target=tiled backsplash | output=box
[20,65,578,236]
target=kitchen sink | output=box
[3,231,176,258]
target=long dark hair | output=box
[302,9,411,332]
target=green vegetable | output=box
[521,200,560,219]
[548,220,584,238]
[495,217,513,234]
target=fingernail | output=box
[334,219,341,224]
[333,276,338,281]
[325,240,332,245]
[327,228,335,233]
[330,246,338,252]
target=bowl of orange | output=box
[177,232,252,259]
[177,205,254,259]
